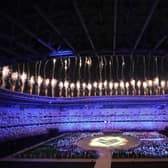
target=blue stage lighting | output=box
[49,50,74,57]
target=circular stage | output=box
[78,134,140,151]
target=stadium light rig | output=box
[49,49,74,58]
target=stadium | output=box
[1,0,168,168]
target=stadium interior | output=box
[1,0,168,168]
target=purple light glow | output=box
[0,89,168,141]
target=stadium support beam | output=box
[113,0,118,56]
[147,36,167,57]
[0,33,40,56]
[130,0,160,56]
[153,36,167,51]
[73,0,98,57]
[0,45,21,57]
[34,5,79,56]
[0,13,55,51]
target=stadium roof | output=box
[0,0,168,65]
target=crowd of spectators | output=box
[16,131,168,159]
[113,132,168,158]
[16,132,100,159]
